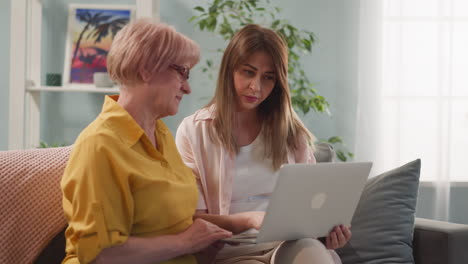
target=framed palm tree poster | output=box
[63,4,135,86]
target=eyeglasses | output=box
[170,64,190,80]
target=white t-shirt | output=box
[230,134,279,214]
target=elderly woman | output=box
[60,19,231,264]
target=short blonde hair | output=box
[107,19,200,85]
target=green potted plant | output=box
[190,0,353,161]
[38,141,67,148]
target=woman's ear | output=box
[139,68,152,83]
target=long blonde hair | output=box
[208,24,315,170]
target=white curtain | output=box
[354,0,468,222]
[354,0,383,174]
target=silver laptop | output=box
[221,162,372,244]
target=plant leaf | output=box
[328,136,343,144]
[336,150,347,162]
[194,6,205,12]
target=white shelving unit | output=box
[27,86,120,94]
[8,0,160,149]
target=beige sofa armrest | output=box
[413,217,468,264]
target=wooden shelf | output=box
[27,85,119,93]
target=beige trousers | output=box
[215,239,341,264]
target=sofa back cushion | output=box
[336,159,421,263]
[0,146,71,264]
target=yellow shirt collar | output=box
[101,95,168,147]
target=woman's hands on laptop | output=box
[324,225,352,249]
[193,211,265,234]
[229,211,265,234]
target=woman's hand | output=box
[229,211,265,234]
[325,225,352,250]
[179,218,232,255]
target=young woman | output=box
[176,24,349,263]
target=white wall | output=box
[0,0,11,150]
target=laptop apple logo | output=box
[310,192,327,209]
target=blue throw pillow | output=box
[336,159,421,263]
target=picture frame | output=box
[63,4,135,86]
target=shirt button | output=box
[161,160,169,167]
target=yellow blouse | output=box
[61,95,198,264]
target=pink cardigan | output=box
[175,106,316,215]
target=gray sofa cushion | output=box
[336,159,421,263]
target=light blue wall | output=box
[38,0,229,145]
[0,0,358,153]
[158,0,227,132]
[271,0,360,148]
[161,0,359,146]
[0,0,10,150]
[1,0,467,224]
[148,0,347,138]
[39,0,355,146]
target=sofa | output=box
[1,145,468,264]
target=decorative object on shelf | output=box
[63,4,135,86]
[93,72,114,88]
[45,73,62,86]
